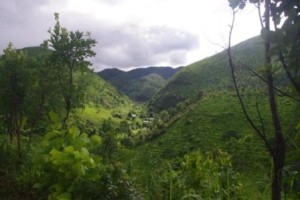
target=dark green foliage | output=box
[0,43,35,158]
[0,7,299,199]
[47,13,96,120]
[149,36,265,111]
[99,66,181,102]
[84,72,130,108]
[128,90,299,198]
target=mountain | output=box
[98,66,181,102]
[21,46,132,124]
[148,36,265,111]
[129,36,299,197]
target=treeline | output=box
[0,13,96,159]
[0,14,141,199]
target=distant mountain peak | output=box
[98,66,182,102]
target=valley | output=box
[1,3,300,199]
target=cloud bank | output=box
[0,0,199,71]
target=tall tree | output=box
[47,13,96,122]
[0,43,31,160]
[23,44,61,144]
[227,0,299,199]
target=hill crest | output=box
[98,66,182,102]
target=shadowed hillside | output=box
[98,66,182,102]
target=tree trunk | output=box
[267,71,285,200]
[272,146,285,200]
[15,118,22,163]
[8,125,13,144]
[265,1,285,199]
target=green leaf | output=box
[64,146,74,153]
[80,147,89,157]
[57,192,71,200]
[50,183,64,193]
[81,165,86,176]
[69,126,80,139]
[78,133,90,144]
[49,111,60,124]
[90,135,101,146]
[20,116,27,130]
[296,123,300,132]
[50,148,60,157]
[44,130,63,141]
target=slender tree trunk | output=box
[264,1,285,199]
[63,67,74,123]
[267,69,285,200]
[28,93,44,146]
[15,116,22,163]
[8,125,13,144]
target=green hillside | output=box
[21,46,133,125]
[98,66,181,102]
[1,17,299,199]
[77,72,133,125]
[149,36,265,111]
[129,91,299,199]
[124,36,300,198]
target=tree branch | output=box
[255,99,267,140]
[227,10,274,155]
[270,8,300,94]
[256,1,264,29]
[237,61,300,102]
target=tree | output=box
[23,44,61,145]
[47,13,96,122]
[0,43,31,160]
[227,1,300,199]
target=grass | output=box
[76,105,113,126]
[125,90,299,198]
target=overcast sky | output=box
[0,0,261,71]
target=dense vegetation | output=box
[1,1,300,199]
[148,36,265,111]
[99,67,181,102]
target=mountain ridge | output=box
[148,36,265,111]
[98,66,182,102]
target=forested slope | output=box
[99,66,181,102]
[149,36,264,111]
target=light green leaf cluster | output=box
[33,119,103,200]
[159,150,243,199]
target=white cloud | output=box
[0,0,261,71]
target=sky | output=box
[0,0,261,71]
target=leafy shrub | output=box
[30,113,103,199]
[158,150,243,199]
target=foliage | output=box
[149,36,265,111]
[29,113,103,199]
[0,7,299,199]
[0,43,33,158]
[47,13,96,120]
[227,1,300,199]
[99,67,181,102]
[131,149,242,199]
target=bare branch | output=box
[227,9,274,155]
[270,8,300,94]
[278,51,300,94]
[257,1,264,29]
[237,61,300,102]
[255,99,267,139]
